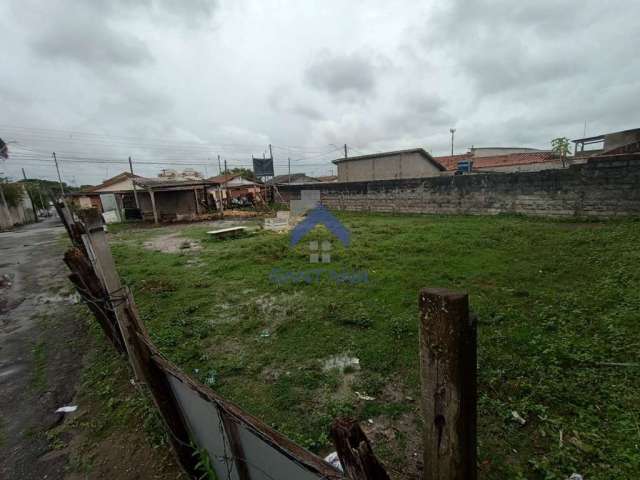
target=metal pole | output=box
[450,128,456,156]
[128,156,140,209]
[344,144,348,158]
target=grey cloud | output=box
[305,52,377,99]
[97,85,173,119]
[32,24,152,68]
[268,86,325,121]
[150,0,218,28]
[289,104,324,121]
[383,93,453,136]
[27,0,219,69]
[424,0,637,98]
[26,1,153,69]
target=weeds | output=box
[30,340,47,392]
[107,213,640,479]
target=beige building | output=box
[332,148,445,182]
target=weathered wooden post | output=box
[126,320,199,478]
[419,288,477,480]
[77,208,144,380]
[330,417,390,480]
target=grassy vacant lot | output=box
[109,213,640,480]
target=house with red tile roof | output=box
[433,149,579,173]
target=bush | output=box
[0,181,24,208]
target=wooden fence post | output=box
[419,288,476,480]
[64,247,125,353]
[330,417,390,480]
[125,311,199,478]
[77,208,144,380]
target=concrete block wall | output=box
[278,154,640,219]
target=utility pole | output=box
[450,128,456,156]
[53,152,65,197]
[218,154,221,175]
[288,157,291,183]
[128,156,140,209]
[22,168,38,222]
[224,159,227,175]
[37,188,46,215]
[269,144,273,160]
[344,144,348,158]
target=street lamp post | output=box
[450,128,456,156]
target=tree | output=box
[223,167,257,181]
[0,179,24,208]
[551,137,572,168]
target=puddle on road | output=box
[0,364,24,379]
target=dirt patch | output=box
[362,413,422,480]
[64,431,182,480]
[143,233,202,253]
[359,382,422,480]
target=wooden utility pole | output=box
[37,189,46,215]
[21,168,38,222]
[224,159,227,175]
[53,152,65,197]
[128,157,140,209]
[148,189,159,224]
[419,288,476,480]
[216,184,224,216]
[344,144,348,158]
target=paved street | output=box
[0,215,88,479]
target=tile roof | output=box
[206,174,241,184]
[434,151,557,171]
[431,153,473,171]
[134,177,215,189]
[267,173,320,184]
[84,172,140,192]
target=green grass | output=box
[109,213,640,479]
[30,340,47,392]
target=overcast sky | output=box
[1,0,639,185]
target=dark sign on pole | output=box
[253,157,274,177]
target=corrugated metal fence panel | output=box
[167,373,331,480]
[233,421,323,480]
[167,374,240,480]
